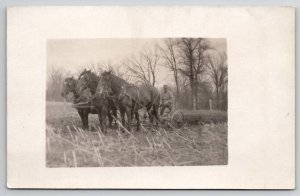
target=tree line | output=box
[47,38,228,111]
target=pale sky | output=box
[47,38,226,87]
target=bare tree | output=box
[205,50,228,110]
[125,47,160,86]
[194,39,210,107]
[159,38,180,96]
[177,38,203,110]
[221,69,228,110]
[47,66,69,101]
[111,63,133,82]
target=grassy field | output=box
[46,101,228,167]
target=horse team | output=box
[61,69,161,133]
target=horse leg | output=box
[160,105,167,116]
[143,111,147,122]
[146,104,153,124]
[77,109,85,129]
[112,107,117,128]
[97,113,104,134]
[131,109,135,123]
[119,108,125,133]
[152,105,160,128]
[107,111,113,128]
[102,112,107,134]
[83,111,89,130]
[134,110,140,131]
[120,109,126,132]
[97,109,106,135]
[125,107,132,132]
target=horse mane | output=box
[88,71,99,94]
[107,72,129,94]
[78,69,99,81]
[101,70,128,94]
[77,70,99,95]
[110,73,128,85]
[89,71,99,81]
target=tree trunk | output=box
[194,73,198,110]
[189,53,196,110]
[191,81,197,110]
[174,72,179,96]
[216,88,219,110]
[174,72,179,109]
[192,90,197,110]
[152,71,155,86]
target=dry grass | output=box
[46,101,228,167]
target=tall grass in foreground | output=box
[46,122,228,167]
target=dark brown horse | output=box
[61,76,97,129]
[98,71,161,131]
[97,75,139,131]
[78,69,117,132]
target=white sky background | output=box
[47,38,226,87]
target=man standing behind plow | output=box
[160,84,175,116]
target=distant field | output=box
[46,101,228,167]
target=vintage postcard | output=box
[7,6,295,189]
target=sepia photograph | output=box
[7,6,295,189]
[46,38,228,167]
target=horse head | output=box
[61,76,76,98]
[77,69,98,95]
[101,70,112,82]
[99,70,128,96]
[96,75,112,96]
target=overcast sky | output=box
[47,38,226,87]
